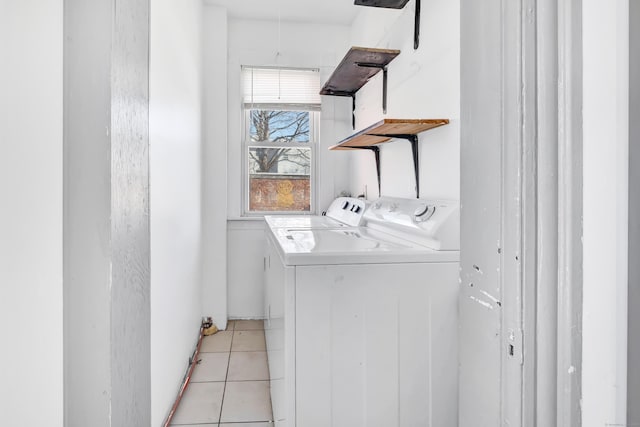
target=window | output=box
[242,66,321,215]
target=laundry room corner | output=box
[202,4,230,330]
[217,14,353,320]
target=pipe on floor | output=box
[162,324,205,427]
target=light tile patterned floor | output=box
[171,320,272,427]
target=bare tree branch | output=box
[249,110,311,172]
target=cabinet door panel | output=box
[295,263,458,427]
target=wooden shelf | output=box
[354,0,421,50]
[329,118,449,198]
[329,118,448,150]
[354,0,409,9]
[320,47,400,128]
[320,47,400,97]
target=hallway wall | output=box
[149,0,205,424]
[582,0,629,425]
[629,0,640,423]
[0,2,63,425]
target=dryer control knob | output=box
[414,205,436,222]
[414,204,429,217]
[341,201,350,210]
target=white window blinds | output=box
[242,66,321,111]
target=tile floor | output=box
[170,320,272,427]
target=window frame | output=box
[241,107,320,216]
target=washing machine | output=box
[263,197,460,427]
[264,196,367,230]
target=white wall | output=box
[64,0,151,424]
[220,17,351,319]
[202,5,229,329]
[150,0,204,424]
[0,2,63,425]
[582,0,629,425]
[629,1,640,423]
[457,0,503,424]
[227,221,266,318]
[64,1,114,422]
[348,1,460,200]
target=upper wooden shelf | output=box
[329,119,449,150]
[319,47,400,97]
[354,0,421,50]
[354,0,409,9]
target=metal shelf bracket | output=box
[369,134,420,198]
[352,146,382,197]
[356,62,389,116]
[414,0,421,49]
[351,94,356,129]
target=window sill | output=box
[228,213,316,221]
[227,216,265,221]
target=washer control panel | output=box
[363,197,459,250]
[325,197,367,226]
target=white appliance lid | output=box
[269,227,459,265]
[264,216,349,229]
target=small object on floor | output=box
[203,324,218,336]
[202,316,213,328]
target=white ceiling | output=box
[204,0,359,25]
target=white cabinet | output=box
[264,232,459,427]
[264,232,296,426]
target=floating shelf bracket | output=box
[352,146,382,197]
[351,95,356,129]
[414,0,421,50]
[370,133,420,198]
[355,62,388,114]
